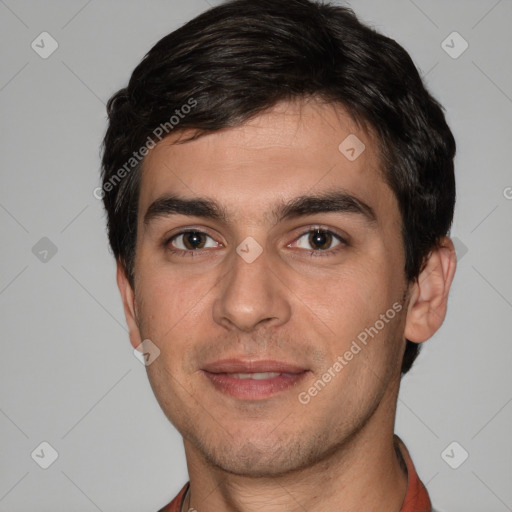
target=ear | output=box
[116,260,142,350]
[404,236,457,343]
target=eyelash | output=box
[163,226,348,258]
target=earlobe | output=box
[404,236,457,343]
[116,261,142,350]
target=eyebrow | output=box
[143,190,377,227]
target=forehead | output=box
[138,99,392,224]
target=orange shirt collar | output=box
[395,435,432,512]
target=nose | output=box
[212,244,291,332]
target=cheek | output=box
[135,267,215,357]
[314,264,382,324]
[308,258,404,360]
[135,274,179,340]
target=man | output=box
[100,0,457,510]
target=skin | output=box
[117,98,457,512]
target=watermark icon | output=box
[441,31,468,59]
[31,32,59,59]
[32,237,58,263]
[31,441,59,469]
[451,236,468,262]
[503,187,512,200]
[338,134,366,161]
[298,301,403,405]
[441,441,469,469]
[94,97,198,200]
[133,339,161,366]
[236,236,263,263]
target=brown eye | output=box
[295,229,342,251]
[169,231,217,251]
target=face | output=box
[126,99,411,476]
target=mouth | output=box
[228,372,292,379]
[200,359,310,400]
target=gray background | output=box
[1,0,511,511]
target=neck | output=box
[182,385,408,512]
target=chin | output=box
[195,433,328,478]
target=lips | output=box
[201,359,309,400]
[201,358,307,374]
